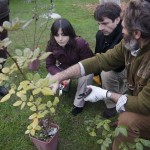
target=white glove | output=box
[84,85,108,102]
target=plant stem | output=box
[6,50,26,79]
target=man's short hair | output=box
[94,2,121,22]
[123,0,150,39]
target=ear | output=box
[115,17,120,25]
[133,30,141,39]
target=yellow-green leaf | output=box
[30,105,37,111]
[3,21,12,30]
[20,80,30,86]
[23,48,32,58]
[27,125,32,130]
[0,94,10,102]
[29,95,33,101]
[32,88,41,95]
[21,95,27,101]
[35,125,41,131]
[89,131,96,137]
[42,110,49,116]
[2,67,10,74]
[13,100,22,106]
[32,118,38,128]
[38,104,46,110]
[41,87,53,96]
[29,113,37,120]
[33,73,41,83]
[2,38,12,47]
[27,102,33,106]
[47,101,52,108]
[30,129,35,136]
[37,112,45,118]
[16,91,25,97]
[15,49,22,56]
[33,47,40,58]
[50,107,55,113]
[9,88,15,94]
[25,130,30,134]
[53,97,59,106]
[11,17,20,30]
[40,78,50,87]
[0,73,9,81]
[35,97,42,105]
[39,52,51,60]
[21,102,26,109]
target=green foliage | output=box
[85,115,113,150]
[86,115,150,150]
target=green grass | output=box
[0,0,114,150]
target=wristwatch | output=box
[106,90,112,100]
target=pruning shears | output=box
[58,82,68,96]
[78,87,92,99]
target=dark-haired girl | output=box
[46,18,93,115]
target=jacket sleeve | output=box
[80,40,125,75]
[77,38,94,61]
[125,79,150,115]
[45,42,61,75]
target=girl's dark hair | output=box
[49,18,77,49]
[94,2,121,22]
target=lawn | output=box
[0,0,119,150]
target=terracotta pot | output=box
[29,123,59,150]
[28,59,40,71]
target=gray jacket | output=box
[0,0,9,19]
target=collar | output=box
[105,21,122,43]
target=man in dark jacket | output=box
[0,0,9,96]
[94,2,127,118]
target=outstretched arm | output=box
[49,63,82,93]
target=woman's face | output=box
[54,28,69,47]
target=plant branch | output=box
[36,19,49,47]
[6,50,26,79]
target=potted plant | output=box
[0,3,60,150]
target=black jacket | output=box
[95,21,124,72]
[0,0,9,19]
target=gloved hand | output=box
[84,85,108,102]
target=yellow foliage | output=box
[32,118,39,128]
[32,88,41,95]
[13,100,22,106]
[30,105,37,111]
[2,67,10,74]
[53,97,59,106]
[29,113,37,120]
[30,129,35,136]
[38,104,46,110]
[21,102,26,109]
[37,112,45,118]
[41,87,53,96]
[25,130,30,134]
[50,107,55,113]
[0,94,11,102]
[9,88,15,94]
